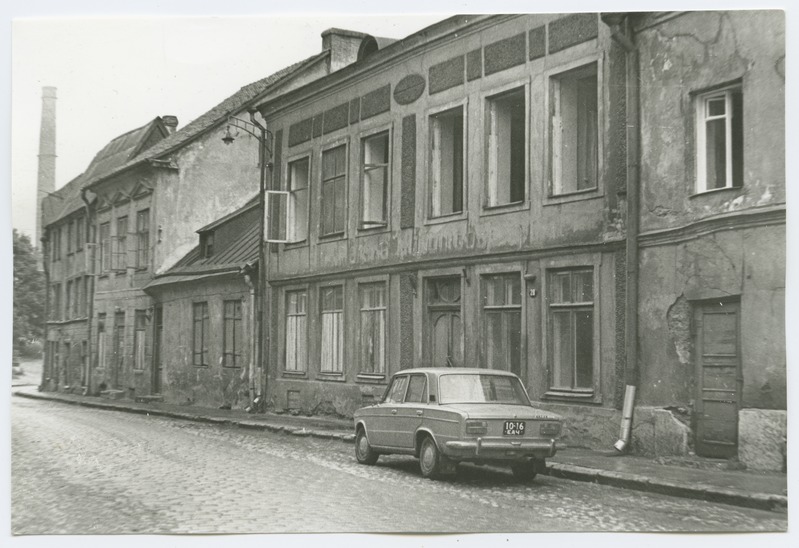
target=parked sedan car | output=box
[353,368,563,481]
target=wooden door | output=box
[694,301,741,458]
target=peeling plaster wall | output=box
[638,224,785,410]
[636,11,785,233]
[150,276,253,410]
[633,12,785,464]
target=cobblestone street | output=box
[11,396,787,535]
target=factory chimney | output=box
[36,86,57,247]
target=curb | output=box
[12,390,356,444]
[14,390,786,512]
[543,462,788,513]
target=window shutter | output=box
[265,190,289,243]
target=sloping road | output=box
[12,396,787,534]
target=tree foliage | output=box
[13,229,45,355]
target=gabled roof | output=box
[85,50,330,189]
[43,116,168,229]
[82,117,169,181]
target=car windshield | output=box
[438,374,530,405]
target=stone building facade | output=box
[253,12,785,470]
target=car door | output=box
[394,374,428,449]
[368,375,409,448]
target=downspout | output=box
[40,228,50,391]
[602,13,640,453]
[242,266,257,404]
[81,188,94,394]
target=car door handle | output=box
[416,410,423,416]
[391,409,398,415]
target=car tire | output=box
[355,428,379,465]
[511,459,540,482]
[419,436,448,479]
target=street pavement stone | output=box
[12,397,788,534]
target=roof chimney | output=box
[321,28,368,72]
[162,115,179,134]
[37,86,57,246]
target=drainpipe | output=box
[40,229,50,391]
[80,188,94,394]
[242,266,257,404]
[602,13,640,453]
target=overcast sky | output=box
[10,12,451,241]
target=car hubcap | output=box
[421,444,434,471]
[358,436,368,457]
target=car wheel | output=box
[419,436,447,479]
[511,459,540,482]
[355,428,379,465]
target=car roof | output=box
[393,368,519,378]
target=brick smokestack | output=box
[37,86,57,245]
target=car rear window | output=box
[438,374,530,405]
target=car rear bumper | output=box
[443,438,558,460]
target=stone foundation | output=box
[738,409,786,472]
[536,402,691,456]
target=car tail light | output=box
[465,420,488,435]
[540,421,561,437]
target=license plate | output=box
[503,421,526,436]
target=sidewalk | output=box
[12,385,787,512]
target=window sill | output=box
[689,186,743,199]
[544,187,601,206]
[424,212,468,227]
[543,389,601,404]
[133,369,145,375]
[284,240,309,251]
[356,373,387,383]
[222,365,243,370]
[317,232,347,243]
[356,224,390,237]
[282,370,308,378]
[316,372,347,382]
[480,200,529,217]
[193,364,210,368]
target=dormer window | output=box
[202,233,214,259]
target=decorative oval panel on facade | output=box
[393,74,426,105]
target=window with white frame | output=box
[285,290,307,372]
[287,157,310,242]
[361,131,389,228]
[359,282,387,375]
[320,286,344,373]
[548,268,594,392]
[695,85,743,192]
[550,63,598,196]
[321,145,347,236]
[482,274,522,376]
[429,106,464,217]
[486,88,526,207]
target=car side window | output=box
[385,376,409,403]
[405,375,428,403]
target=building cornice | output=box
[638,205,786,248]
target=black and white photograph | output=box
[5,1,794,546]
